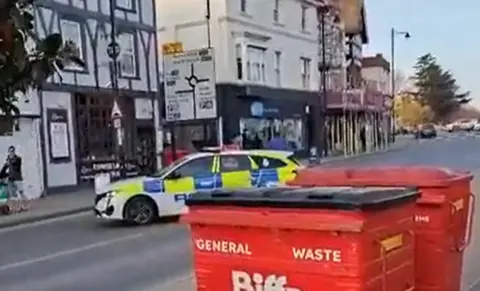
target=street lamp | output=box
[107,0,126,179]
[390,28,410,143]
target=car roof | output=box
[184,150,294,160]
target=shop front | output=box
[217,84,315,155]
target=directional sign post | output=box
[163,48,217,122]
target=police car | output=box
[94,150,303,225]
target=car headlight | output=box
[106,191,117,198]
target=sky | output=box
[362,0,480,107]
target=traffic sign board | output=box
[163,48,217,122]
[111,100,123,118]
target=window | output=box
[175,157,214,177]
[274,51,281,86]
[235,44,243,80]
[115,0,133,10]
[301,6,307,30]
[301,57,311,89]
[119,33,137,77]
[246,46,266,83]
[273,0,279,22]
[59,19,83,71]
[219,155,251,172]
[0,117,16,136]
[251,156,287,169]
[240,0,246,12]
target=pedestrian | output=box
[266,131,289,151]
[0,146,28,212]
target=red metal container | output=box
[163,148,189,166]
[182,186,419,291]
[288,167,475,291]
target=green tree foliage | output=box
[0,0,85,116]
[413,53,470,121]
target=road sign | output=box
[163,48,217,121]
[111,100,123,119]
[107,42,121,59]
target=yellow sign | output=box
[162,42,183,55]
[380,234,403,253]
[452,198,464,212]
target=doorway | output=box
[136,126,156,175]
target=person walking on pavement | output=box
[267,131,289,151]
[0,146,28,212]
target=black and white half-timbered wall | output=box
[26,0,161,193]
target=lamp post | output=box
[390,28,410,143]
[107,0,125,179]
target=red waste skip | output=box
[288,167,475,291]
[182,187,419,291]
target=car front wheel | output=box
[124,196,158,225]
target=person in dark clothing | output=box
[0,146,28,211]
[252,133,263,149]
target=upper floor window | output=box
[115,0,134,11]
[235,44,243,80]
[300,57,311,89]
[246,46,266,83]
[301,6,307,30]
[59,18,84,71]
[119,32,137,77]
[241,0,247,13]
[273,0,279,22]
[274,51,281,86]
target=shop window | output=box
[75,94,134,161]
[0,117,18,136]
[240,118,305,150]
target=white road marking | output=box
[0,212,90,234]
[0,232,145,272]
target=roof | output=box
[183,150,294,159]
[362,54,390,72]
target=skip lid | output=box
[185,186,419,210]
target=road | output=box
[1,131,480,291]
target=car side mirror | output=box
[168,170,182,180]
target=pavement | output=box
[3,133,472,291]
[0,188,95,229]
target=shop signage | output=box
[79,160,139,181]
[250,101,279,117]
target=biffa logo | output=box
[232,270,300,291]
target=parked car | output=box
[415,124,437,139]
[445,122,460,132]
[457,119,475,131]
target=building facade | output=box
[21,0,161,194]
[317,1,388,156]
[157,0,321,154]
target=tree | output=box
[412,53,469,121]
[0,0,85,116]
[394,93,433,126]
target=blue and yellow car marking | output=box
[94,150,303,222]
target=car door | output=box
[250,155,293,187]
[163,156,218,195]
[218,155,253,189]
